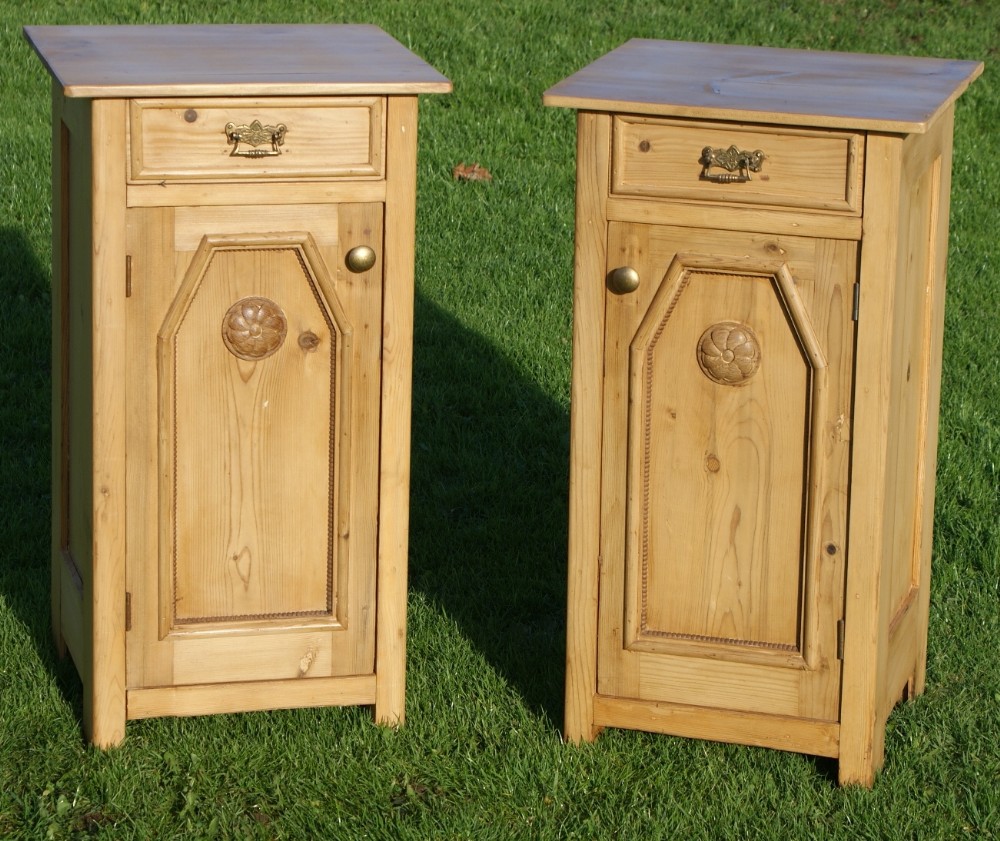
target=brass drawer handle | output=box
[224,120,287,158]
[699,145,765,183]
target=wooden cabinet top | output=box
[544,39,982,133]
[23,24,452,98]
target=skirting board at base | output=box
[593,695,840,758]
[127,674,378,719]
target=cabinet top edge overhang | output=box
[543,38,982,134]
[23,24,452,98]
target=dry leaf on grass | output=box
[452,162,493,182]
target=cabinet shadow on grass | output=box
[0,227,84,714]
[408,293,570,727]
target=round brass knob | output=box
[345,245,377,273]
[608,266,640,295]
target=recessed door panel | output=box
[162,239,349,626]
[598,223,854,721]
[627,260,824,656]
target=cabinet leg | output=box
[374,679,405,728]
[82,686,127,748]
[837,729,884,787]
[564,722,603,743]
[838,758,877,788]
[564,684,601,743]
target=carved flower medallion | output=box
[697,321,761,386]
[222,296,287,361]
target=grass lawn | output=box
[1,0,997,837]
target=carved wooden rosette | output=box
[696,321,761,386]
[221,296,288,361]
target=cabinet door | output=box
[598,222,855,722]
[125,202,382,688]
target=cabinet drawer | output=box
[129,97,384,182]
[612,116,863,214]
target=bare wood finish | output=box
[593,696,841,758]
[127,675,377,719]
[51,88,101,724]
[87,98,130,748]
[43,93,131,746]
[606,196,864,241]
[126,179,387,209]
[129,97,385,182]
[375,96,420,726]
[49,83,70,661]
[548,40,979,786]
[598,226,852,721]
[839,109,958,786]
[122,211,381,689]
[563,112,612,743]
[29,25,448,744]
[543,39,982,133]
[124,214,381,690]
[612,116,863,213]
[23,25,452,98]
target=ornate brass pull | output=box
[225,120,287,158]
[608,266,640,295]
[699,145,765,183]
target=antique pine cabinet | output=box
[24,25,450,746]
[544,40,981,785]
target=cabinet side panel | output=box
[841,113,959,787]
[911,108,955,696]
[57,94,96,686]
[565,111,611,742]
[886,108,955,704]
[375,95,418,725]
[50,85,70,658]
[883,130,944,626]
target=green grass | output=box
[2,0,998,837]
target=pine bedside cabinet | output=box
[24,24,450,747]
[544,40,981,785]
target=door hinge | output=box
[836,618,845,660]
[851,282,860,322]
[125,255,133,298]
[125,592,132,632]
